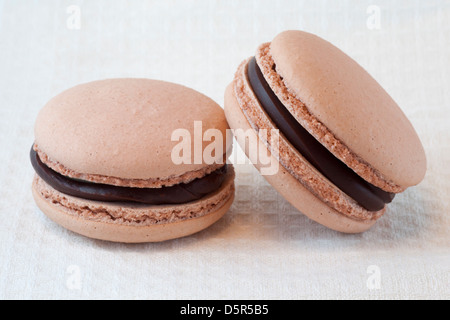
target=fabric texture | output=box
[0,0,448,299]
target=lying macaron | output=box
[31,78,235,243]
[224,30,426,233]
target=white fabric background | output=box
[0,0,449,300]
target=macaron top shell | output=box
[35,79,228,184]
[269,30,426,190]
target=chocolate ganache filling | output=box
[247,57,394,211]
[30,147,227,205]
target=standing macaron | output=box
[224,30,426,233]
[31,79,235,242]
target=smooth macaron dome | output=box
[225,30,426,233]
[31,78,235,242]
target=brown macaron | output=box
[225,30,426,233]
[31,78,235,242]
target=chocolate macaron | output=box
[225,30,426,233]
[31,79,235,242]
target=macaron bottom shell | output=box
[225,83,376,233]
[32,167,235,243]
